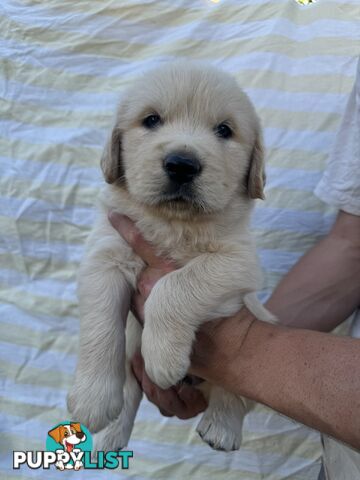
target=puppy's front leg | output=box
[67,257,130,433]
[142,251,260,389]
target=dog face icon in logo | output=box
[47,422,88,470]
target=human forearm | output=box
[266,211,360,331]
[191,308,360,450]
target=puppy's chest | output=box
[140,223,223,264]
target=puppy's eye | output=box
[215,123,233,139]
[142,114,162,129]
[64,431,69,437]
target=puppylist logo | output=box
[13,421,133,471]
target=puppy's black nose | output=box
[163,153,201,184]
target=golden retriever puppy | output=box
[67,62,275,452]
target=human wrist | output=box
[190,308,257,387]
[197,315,286,402]
[227,319,285,400]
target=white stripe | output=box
[0,235,84,264]
[266,167,323,191]
[0,119,106,148]
[0,341,76,375]
[246,87,350,114]
[0,304,79,334]
[1,76,351,116]
[0,118,340,154]
[0,196,95,227]
[252,207,337,234]
[0,78,117,111]
[264,127,334,153]
[0,156,102,187]
[1,380,67,408]
[259,249,303,273]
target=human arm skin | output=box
[190,307,360,451]
[266,210,360,330]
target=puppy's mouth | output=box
[137,183,212,217]
[64,440,74,453]
[159,183,196,204]
[157,184,204,213]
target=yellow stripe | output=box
[264,188,325,212]
[0,286,78,318]
[267,147,328,170]
[0,177,98,208]
[23,0,360,27]
[2,53,355,96]
[1,57,127,94]
[0,137,101,167]
[0,253,78,283]
[0,215,88,246]
[260,108,341,134]
[2,13,358,63]
[0,322,77,354]
[0,178,330,217]
[0,396,67,422]
[255,228,324,253]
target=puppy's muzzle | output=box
[163,152,201,185]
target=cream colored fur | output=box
[67,62,276,452]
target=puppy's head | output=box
[102,62,265,219]
[48,423,86,450]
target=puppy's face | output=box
[48,423,86,450]
[102,63,265,219]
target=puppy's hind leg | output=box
[197,386,252,451]
[93,315,143,453]
[68,257,130,433]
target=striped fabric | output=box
[1,0,359,478]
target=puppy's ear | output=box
[100,127,124,184]
[48,426,63,444]
[247,129,266,200]
[70,422,82,433]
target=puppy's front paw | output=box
[67,374,124,433]
[141,321,193,389]
[196,410,242,452]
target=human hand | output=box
[132,351,207,418]
[108,212,175,323]
[108,211,207,417]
